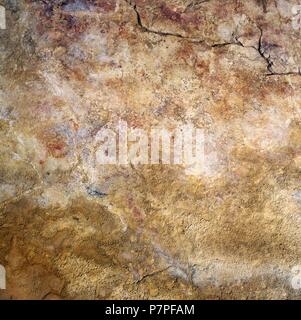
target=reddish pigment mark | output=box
[43,135,68,159]
[175,43,195,65]
[33,2,91,45]
[35,103,53,116]
[93,0,116,13]
[70,119,80,131]
[160,3,201,25]
[213,4,231,19]
[160,4,182,23]
[128,196,145,222]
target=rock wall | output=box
[0,0,301,299]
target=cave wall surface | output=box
[1,0,301,299]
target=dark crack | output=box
[125,0,301,77]
[265,70,301,76]
[86,186,107,198]
[257,26,274,74]
[255,26,301,76]
[126,0,204,43]
[134,266,171,284]
[234,26,301,77]
[261,0,268,13]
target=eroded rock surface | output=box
[1,0,301,299]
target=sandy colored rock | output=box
[0,0,301,299]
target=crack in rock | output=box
[125,0,301,77]
[125,0,205,43]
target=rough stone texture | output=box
[0,0,301,300]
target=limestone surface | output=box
[1,0,301,299]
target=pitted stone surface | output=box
[0,0,301,299]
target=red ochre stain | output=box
[160,3,201,25]
[42,135,68,159]
[160,4,182,22]
[128,196,145,222]
[93,0,116,13]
